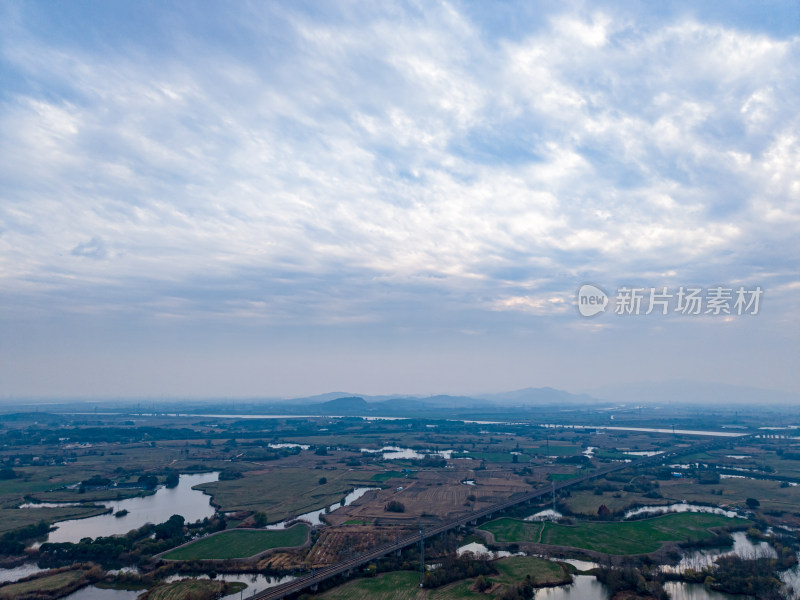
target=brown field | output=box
[328,469,533,526]
[306,525,408,567]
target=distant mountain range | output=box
[2,380,794,414]
[277,381,798,415]
[270,386,609,415]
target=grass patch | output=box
[565,489,668,516]
[315,559,570,599]
[162,524,308,560]
[371,471,407,482]
[0,569,87,600]
[547,473,578,481]
[526,445,580,456]
[452,452,530,463]
[316,570,422,600]
[480,512,748,555]
[493,556,571,586]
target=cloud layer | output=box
[1,1,798,396]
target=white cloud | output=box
[0,2,798,332]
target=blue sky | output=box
[1,1,798,399]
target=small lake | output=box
[532,575,609,599]
[360,446,453,460]
[39,472,218,544]
[623,503,740,520]
[664,531,776,574]
[266,487,379,529]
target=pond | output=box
[782,554,800,597]
[359,446,454,460]
[164,573,297,599]
[530,572,751,600]
[39,472,219,544]
[266,487,379,529]
[623,503,740,520]
[664,531,776,574]
[268,443,310,449]
[664,582,751,600]
[532,574,609,599]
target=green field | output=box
[479,512,749,555]
[316,571,423,600]
[0,569,87,600]
[161,524,309,560]
[315,557,571,599]
[452,452,531,463]
[547,473,579,481]
[493,556,571,586]
[526,445,580,456]
[371,471,408,481]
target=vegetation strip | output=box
[479,512,749,555]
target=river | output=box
[265,486,379,529]
[33,472,219,544]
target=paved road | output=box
[249,432,754,599]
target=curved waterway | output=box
[266,486,379,529]
[36,472,219,544]
[164,573,297,599]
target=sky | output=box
[0,1,798,400]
